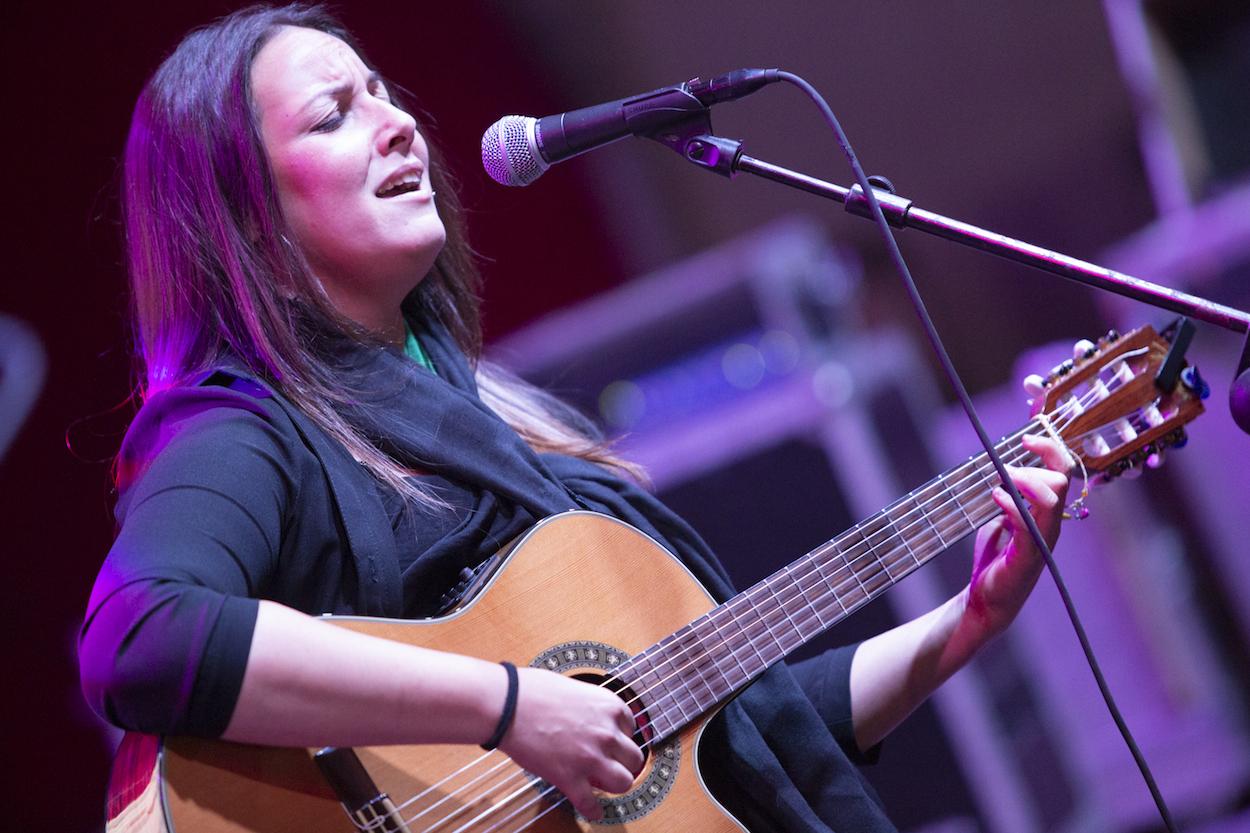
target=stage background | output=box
[4,2,1247,830]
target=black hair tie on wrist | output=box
[481,661,519,751]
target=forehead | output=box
[251,26,368,110]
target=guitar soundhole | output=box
[571,671,653,757]
[532,641,682,824]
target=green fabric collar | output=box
[403,324,437,374]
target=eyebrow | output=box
[298,70,386,118]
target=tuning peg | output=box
[1073,339,1097,360]
[1023,374,1046,398]
[1052,359,1075,377]
[1147,449,1166,469]
[1181,366,1210,400]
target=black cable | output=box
[773,70,1180,832]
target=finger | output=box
[1021,433,1075,474]
[567,784,604,821]
[609,729,645,775]
[992,487,1027,533]
[589,760,637,795]
[994,485,1059,550]
[1005,466,1060,511]
[615,704,638,737]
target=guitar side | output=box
[106,512,748,833]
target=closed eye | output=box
[308,72,388,133]
[368,75,391,103]
[312,108,344,132]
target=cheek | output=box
[276,150,349,217]
[273,147,370,258]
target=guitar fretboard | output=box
[617,424,1041,741]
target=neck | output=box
[318,279,407,346]
[376,312,407,347]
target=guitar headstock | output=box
[1037,324,1207,481]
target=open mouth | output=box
[376,178,423,198]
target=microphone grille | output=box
[481,116,547,187]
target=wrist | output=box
[481,661,519,750]
[953,585,1005,656]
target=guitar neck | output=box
[621,420,1043,741]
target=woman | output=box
[80,5,1071,830]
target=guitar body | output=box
[106,512,748,833]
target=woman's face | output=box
[251,26,445,335]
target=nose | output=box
[375,99,417,156]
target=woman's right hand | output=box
[498,667,644,821]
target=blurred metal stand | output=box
[1093,4,1250,829]
[0,314,47,462]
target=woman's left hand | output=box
[961,434,1073,643]
[849,433,1075,751]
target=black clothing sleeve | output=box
[789,643,881,764]
[78,386,303,736]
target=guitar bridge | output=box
[314,747,412,833]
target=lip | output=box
[383,188,434,203]
[375,161,426,198]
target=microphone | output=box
[481,68,779,186]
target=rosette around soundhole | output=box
[530,641,681,824]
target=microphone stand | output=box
[659,130,1250,434]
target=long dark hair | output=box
[123,3,637,502]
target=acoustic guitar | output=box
[104,324,1206,833]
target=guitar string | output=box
[378,455,1019,833]
[477,400,1170,830]
[451,479,1020,833]
[458,503,1014,833]
[455,352,1165,830]
[360,425,1041,833]
[348,413,1049,833]
[382,419,1061,833]
[588,358,1140,734]
[479,399,1180,833]
[369,375,1137,832]
[368,385,1111,833]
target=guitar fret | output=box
[723,599,770,676]
[702,630,745,695]
[882,510,919,580]
[635,650,688,731]
[906,485,946,548]
[855,520,898,589]
[812,545,851,615]
[690,613,748,696]
[675,629,720,709]
[831,544,870,610]
[709,609,755,681]
[762,573,807,645]
[917,478,965,543]
[789,559,830,631]
[836,533,873,604]
[742,587,788,664]
[943,463,978,529]
[882,503,923,569]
